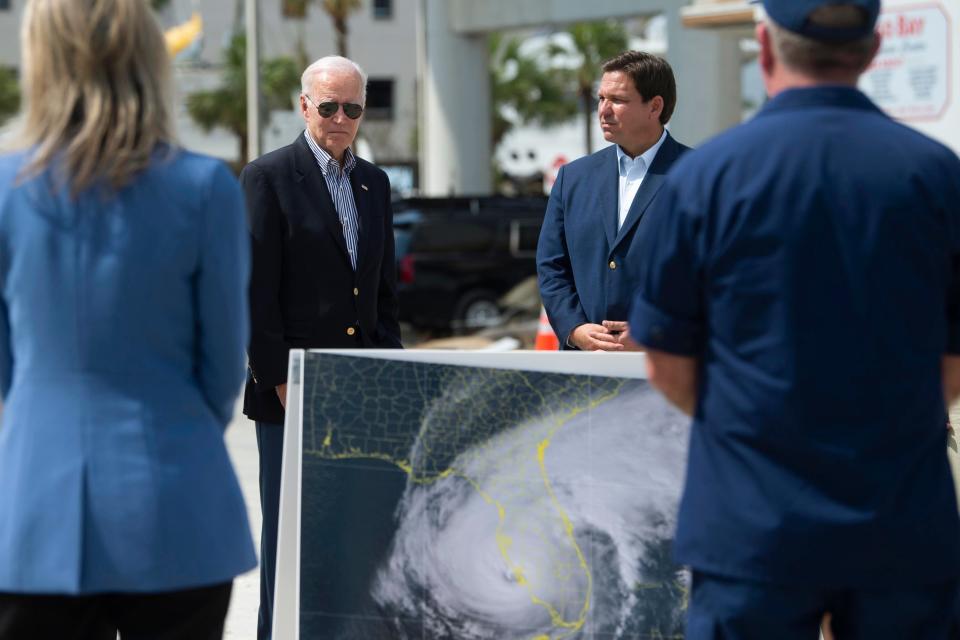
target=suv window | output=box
[409,220,496,253]
[510,220,541,257]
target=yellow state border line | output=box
[305,378,628,640]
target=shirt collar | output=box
[758,86,882,118]
[303,129,357,177]
[616,128,668,176]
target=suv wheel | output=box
[454,290,501,331]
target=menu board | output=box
[860,3,952,121]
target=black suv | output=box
[392,196,547,331]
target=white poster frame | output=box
[271,349,650,639]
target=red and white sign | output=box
[860,3,952,121]
[543,154,568,191]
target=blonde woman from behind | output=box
[0,1,256,638]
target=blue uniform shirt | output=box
[630,86,960,588]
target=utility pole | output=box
[245,0,262,161]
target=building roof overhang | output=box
[681,0,759,28]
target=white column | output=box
[245,0,262,161]
[419,0,492,195]
[666,7,743,146]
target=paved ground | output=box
[222,407,261,640]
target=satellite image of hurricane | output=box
[298,353,690,640]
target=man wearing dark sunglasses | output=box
[239,55,402,640]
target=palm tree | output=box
[282,0,362,66]
[281,0,313,69]
[490,33,578,148]
[564,21,628,155]
[321,0,363,58]
[186,34,301,167]
[492,21,628,156]
[0,67,20,127]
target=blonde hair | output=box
[15,0,175,194]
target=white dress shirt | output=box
[616,129,668,229]
[303,130,360,270]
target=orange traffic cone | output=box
[535,306,560,351]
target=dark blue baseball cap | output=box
[760,0,880,42]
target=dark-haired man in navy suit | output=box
[240,55,402,640]
[537,50,689,351]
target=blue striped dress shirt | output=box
[304,130,360,270]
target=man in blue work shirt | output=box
[629,0,960,636]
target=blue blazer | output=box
[537,134,689,346]
[0,149,257,594]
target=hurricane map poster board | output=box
[273,350,690,640]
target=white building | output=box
[0,0,419,166]
[7,1,946,193]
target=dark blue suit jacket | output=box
[536,134,689,346]
[241,134,402,423]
